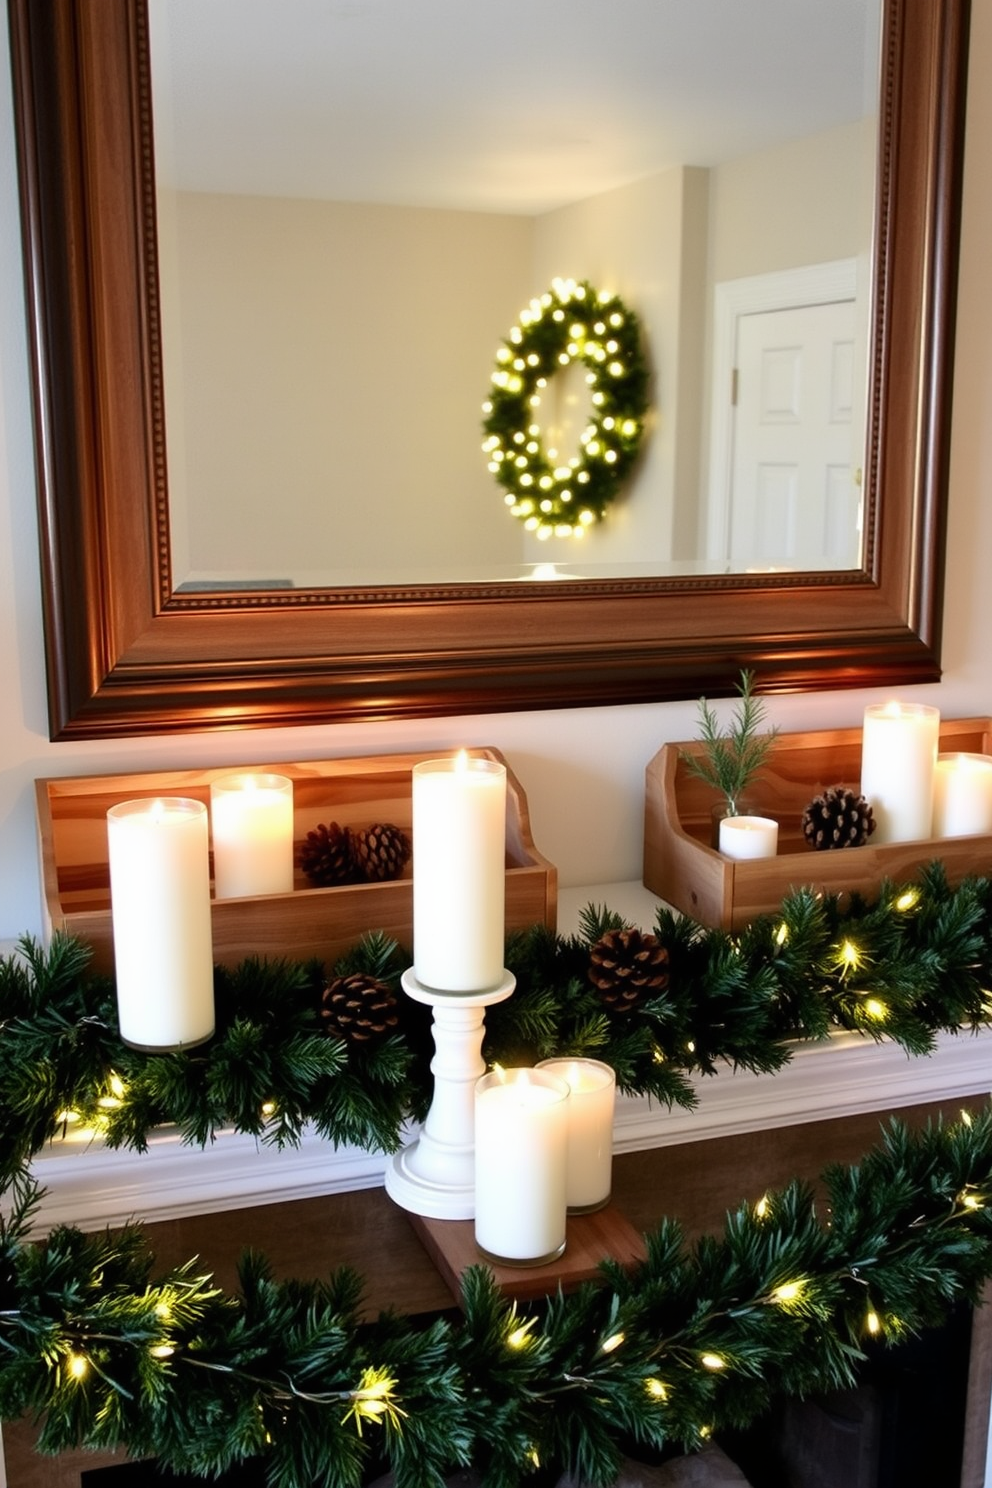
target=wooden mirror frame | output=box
[7,0,970,741]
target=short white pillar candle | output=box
[932,752,992,838]
[860,702,940,842]
[107,797,215,1050]
[718,814,778,860]
[474,1066,569,1265]
[210,773,295,900]
[536,1057,616,1212]
[412,753,506,993]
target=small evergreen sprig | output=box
[681,668,780,815]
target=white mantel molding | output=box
[18,1025,992,1235]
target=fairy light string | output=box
[0,862,992,1480]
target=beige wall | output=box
[160,192,532,585]
[1,15,990,944]
[707,116,876,285]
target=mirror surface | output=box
[148,0,880,591]
[7,0,966,738]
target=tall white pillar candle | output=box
[932,753,992,838]
[474,1067,569,1264]
[860,702,940,842]
[537,1058,616,1212]
[107,798,215,1050]
[718,814,778,860]
[210,773,294,899]
[412,754,506,992]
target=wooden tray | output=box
[644,718,992,930]
[408,1204,647,1303]
[36,749,557,973]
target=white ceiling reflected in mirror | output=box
[147,0,881,592]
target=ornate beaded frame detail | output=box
[481,277,649,538]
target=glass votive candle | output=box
[474,1066,569,1266]
[536,1057,616,1212]
[932,752,992,838]
[209,772,295,899]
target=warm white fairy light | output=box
[700,1352,725,1371]
[482,277,646,533]
[600,1331,625,1354]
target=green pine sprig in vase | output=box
[681,668,779,818]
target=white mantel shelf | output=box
[13,882,992,1234]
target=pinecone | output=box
[299,821,356,887]
[352,822,412,882]
[320,972,399,1043]
[802,786,876,850]
[588,928,669,1013]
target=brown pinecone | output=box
[320,972,400,1043]
[352,822,412,882]
[802,786,876,850]
[300,821,355,886]
[588,928,670,1013]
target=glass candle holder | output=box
[474,1066,569,1265]
[860,702,940,843]
[536,1057,616,1212]
[210,772,295,899]
[932,752,992,838]
[107,797,215,1050]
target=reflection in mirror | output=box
[148,0,880,593]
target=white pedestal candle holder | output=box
[384,968,515,1219]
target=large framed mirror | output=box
[7,0,969,740]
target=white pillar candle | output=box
[718,814,778,860]
[536,1057,616,1212]
[860,702,940,842]
[107,798,215,1050]
[932,753,992,838]
[210,773,294,899]
[412,753,506,992]
[474,1067,569,1265]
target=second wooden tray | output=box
[644,718,992,929]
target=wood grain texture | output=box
[644,719,992,929]
[409,1203,647,1304]
[35,748,557,972]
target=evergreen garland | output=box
[3,861,992,1483]
[3,862,991,1180]
[1,1113,992,1486]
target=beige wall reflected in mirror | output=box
[148,0,880,593]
